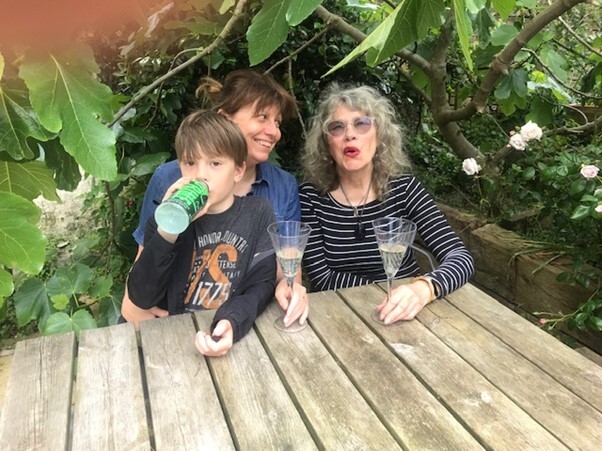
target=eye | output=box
[210,160,223,167]
[354,117,374,133]
[326,121,345,136]
[183,160,196,167]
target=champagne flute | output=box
[267,221,312,332]
[372,217,417,324]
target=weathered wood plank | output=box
[196,311,316,450]
[140,314,235,450]
[342,283,568,450]
[421,296,602,450]
[0,333,75,451]
[71,323,150,450]
[310,288,484,450]
[447,283,602,412]
[255,301,401,450]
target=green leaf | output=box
[45,310,96,336]
[0,160,59,201]
[0,268,14,298]
[19,45,117,180]
[50,294,70,311]
[42,138,82,191]
[219,0,236,14]
[247,0,291,66]
[89,275,113,299]
[570,205,590,221]
[43,312,73,335]
[0,86,53,160]
[286,0,322,26]
[587,316,602,332]
[326,0,444,76]
[522,167,535,180]
[13,277,52,328]
[492,0,515,20]
[494,69,527,100]
[465,0,486,13]
[526,98,554,127]
[46,263,93,297]
[540,48,568,83]
[0,192,46,274]
[131,152,170,177]
[569,178,587,195]
[453,0,473,70]
[474,8,495,48]
[490,24,518,47]
[72,309,97,334]
[98,296,122,327]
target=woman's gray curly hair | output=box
[302,84,410,200]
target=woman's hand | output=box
[376,280,433,325]
[121,290,169,331]
[275,278,309,328]
[195,320,233,356]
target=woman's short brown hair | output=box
[196,69,298,120]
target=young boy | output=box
[126,110,276,356]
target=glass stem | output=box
[387,277,392,303]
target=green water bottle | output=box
[154,181,209,234]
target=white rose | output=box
[509,133,527,150]
[462,158,481,176]
[520,121,543,141]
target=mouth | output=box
[343,146,360,157]
[255,139,274,150]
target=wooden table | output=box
[1,282,601,450]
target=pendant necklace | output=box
[339,181,371,240]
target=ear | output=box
[217,108,228,119]
[234,161,246,182]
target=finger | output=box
[149,307,169,318]
[284,294,301,326]
[299,304,309,325]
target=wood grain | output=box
[421,293,602,450]
[256,302,401,450]
[447,283,602,412]
[341,283,568,450]
[310,288,484,450]
[196,311,316,450]
[0,333,75,451]
[71,323,150,450]
[140,314,235,450]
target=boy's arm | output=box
[211,250,276,342]
[127,218,178,309]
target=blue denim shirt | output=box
[133,159,301,245]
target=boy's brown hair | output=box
[175,110,247,167]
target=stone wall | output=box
[437,204,602,353]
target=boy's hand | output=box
[275,279,309,328]
[121,293,169,331]
[195,320,233,356]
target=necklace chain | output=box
[339,182,371,218]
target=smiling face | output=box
[225,102,282,166]
[326,105,378,176]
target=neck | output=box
[234,163,257,196]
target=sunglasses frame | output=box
[325,116,375,137]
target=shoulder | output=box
[299,181,319,195]
[151,160,181,186]
[259,162,297,185]
[241,195,273,212]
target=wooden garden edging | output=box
[437,204,602,354]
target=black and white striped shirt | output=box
[299,175,474,297]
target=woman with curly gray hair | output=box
[300,84,474,324]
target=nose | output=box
[343,123,356,140]
[194,165,209,182]
[264,119,279,137]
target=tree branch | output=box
[109,0,250,127]
[546,113,602,136]
[265,24,332,75]
[442,0,587,123]
[556,12,602,59]
[313,5,433,78]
